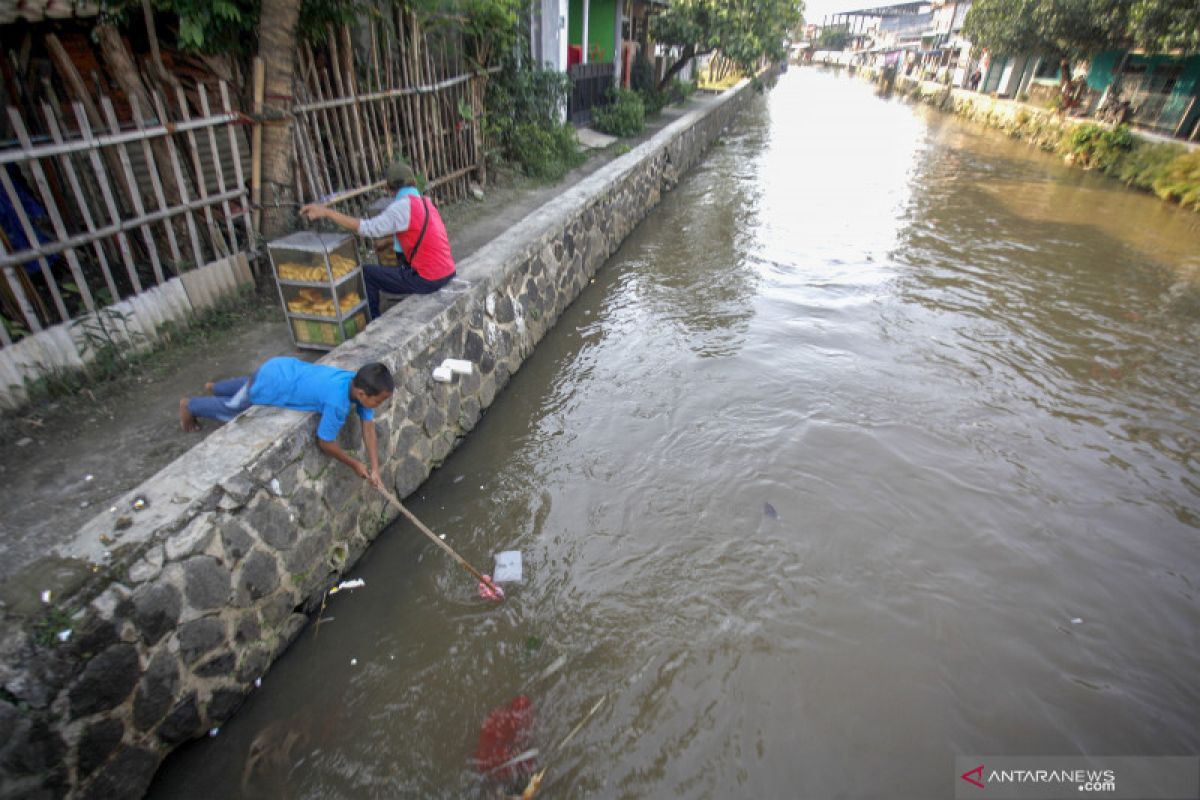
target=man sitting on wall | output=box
[300,161,456,320]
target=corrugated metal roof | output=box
[0,0,100,25]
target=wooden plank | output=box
[0,154,69,323]
[0,237,45,334]
[219,81,256,253]
[152,91,207,271]
[293,106,324,202]
[369,20,394,161]
[340,24,379,180]
[198,85,240,253]
[41,104,121,304]
[101,97,166,285]
[74,103,141,293]
[321,60,362,189]
[296,78,335,197]
[175,86,230,259]
[325,30,363,187]
[305,46,349,192]
[43,33,127,192]
[402,12,431,182]
[127,95,183,267]
[7,108,97,314]
[0,187,244,269]
[0,107,243,166]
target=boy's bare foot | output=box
[204,381,215,394]
[179,397,201,432]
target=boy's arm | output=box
[317,437,370,481]
[360,419,383,489]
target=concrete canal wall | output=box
[0,74,771,799]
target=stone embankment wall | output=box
[0,73,771,799]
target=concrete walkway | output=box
[0,94,718,600]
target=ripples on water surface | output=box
[150,68,1200,799]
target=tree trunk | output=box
[258,0,302,238]
[656,44,697,91]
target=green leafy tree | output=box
[651,0,804,90]
[964,0,1199,63]
[964,0,1199,109]
[816,24,850,50]
[1128,0,1200,53]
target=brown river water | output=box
[148,68,1200,799]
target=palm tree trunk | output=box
[258,0,301,238]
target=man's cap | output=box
[385,160,417,187]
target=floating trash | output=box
[350,658,357,666]
[132,496,148,511]
[494,551,523,583]
[56,630,71,643]
[330,579,365,593]
[40,590,51,604]
[255,677,262,688]
[269,479,282,496]
[84,474,94,482]
[208,727,220,737]
[763,502,778,519]
[1071,618,1083,625]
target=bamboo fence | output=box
[1,14,489,351]
[0,85,251,345]
[292,12,488,215]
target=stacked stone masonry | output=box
[0,72,772,799]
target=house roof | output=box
[0,0,99,25]
[836,2,928,18]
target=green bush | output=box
[509,121,586,180]
[486,59,584,180]
[1113,140,1187,190]
[629,52,671,116]
[592,87,645,137]
[1153,151,1200,210]
[668,78,696,103]
[1060,123,1134,171]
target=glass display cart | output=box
[267,231,368,350]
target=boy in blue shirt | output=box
[180,357,393,486]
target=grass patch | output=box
[3,283,283,426]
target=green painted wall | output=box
[568,0,617,62]
[1086,50,1200,133]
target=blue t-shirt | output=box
[249,357,374,441]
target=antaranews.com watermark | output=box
[955,756,1199,799]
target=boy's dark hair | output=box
[353,362,394,396]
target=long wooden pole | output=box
[252,57,265,235]
[374,485,503,598]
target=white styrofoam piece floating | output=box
[493,550,523,583]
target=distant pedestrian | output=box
[300,160,456,321]
[179,357,393,486]
[968,69,982,91]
